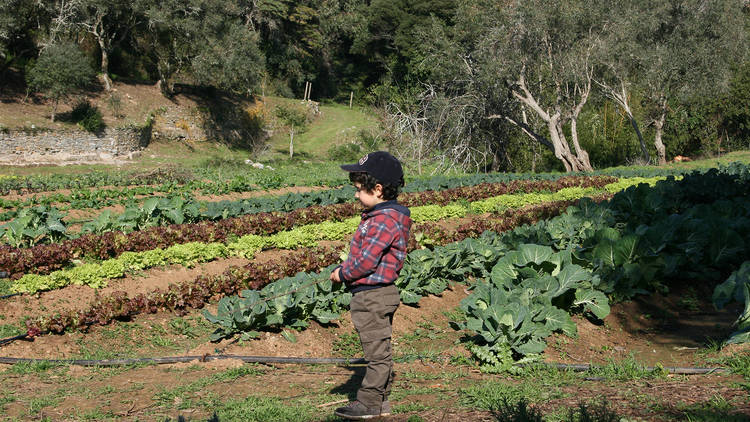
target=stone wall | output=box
[0,125,151,165]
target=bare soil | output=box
[0,217,748,420]
[1,281,748,421]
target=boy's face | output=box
[353,182,385,208]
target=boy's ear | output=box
[374,183,384,198]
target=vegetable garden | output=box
[1,161,749,421]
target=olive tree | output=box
[607,0,748,164]
[481,0,602,172]
[142,0,264,96]
[26,42,95,121]
[73,0,141,91]
[191,22,265,96]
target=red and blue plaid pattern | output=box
[340,207,412,291]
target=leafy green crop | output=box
[468,187,598,214]
[203,265,352,341]
[713,262,750,344]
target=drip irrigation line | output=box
[0,355,366,367]
[0,354,730,374]
[0,292,21,299]
[0,334,28,346]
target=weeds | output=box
[490,397,544,422]
[211,395,318,421]
[332,331,360,358]
[0,323,23,338]
[458,380,560,410]
[586,355,669,381]
[9,360,65,375]
[674,395,750,422]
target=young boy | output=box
[330,151,412,420]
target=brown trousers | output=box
[350,284,400,408]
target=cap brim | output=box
[340,164,364,172]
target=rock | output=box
[252,162,265,169]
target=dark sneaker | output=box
[334,400,382,420]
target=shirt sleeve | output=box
[340,218,396,282]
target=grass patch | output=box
[8,360,66,375]
[394,402,431,414]
[0,279,13,297]
[399,368,470,381]
[671,395,750,422]
[154,364,265,408]
[458,379,566,410]
[27,395,62,415]
[586,355,669,381]
[709,351,750,380]
[211,395,320,421]
[399,320,446,345]
[332,331,361,358]
[0,392,16,410]
[0,323,23,338]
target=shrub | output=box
[328,129,381,161]
[26,43,95,121]
[71,101,104,133]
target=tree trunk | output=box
[510,73,592,173]
[569,116,593,171]
[548,116,577,172]
[289,129,294,158]
[628,114,649,163]
[595,80,651,164]
[653,109,667,165]
[98,40,112,91]
[51,100,58,122]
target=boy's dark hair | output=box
[350,172,402,200]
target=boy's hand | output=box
[330,267,342,283]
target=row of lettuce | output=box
[0,175,617,277]
[0,162,705,240]
[0,171,634,246]
[10,180,638,294]
[0,159,696,196]
[22,198,581,337]
[202,167,750,369]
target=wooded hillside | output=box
[1,0,749,172]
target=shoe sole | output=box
[333,412,380,420]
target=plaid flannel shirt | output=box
[340,202,412,293]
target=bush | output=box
[26,42,95,121]
[327,129,381,161]
[71,101,104,133]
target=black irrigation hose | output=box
[0,293,21,299]
[0,353,729,374]
[536,363,728,375]
[0,355,367,367]
[0,334,28,346]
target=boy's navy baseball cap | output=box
[340,151,404,187]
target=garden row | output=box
[0,159,690,196]
[9,183,629,294]
[0,160,697,220]
[203,167,750,367]
[0,171,628,247]
[0,175,618,277]
[23,197,580,337]
[15,166,750,349]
